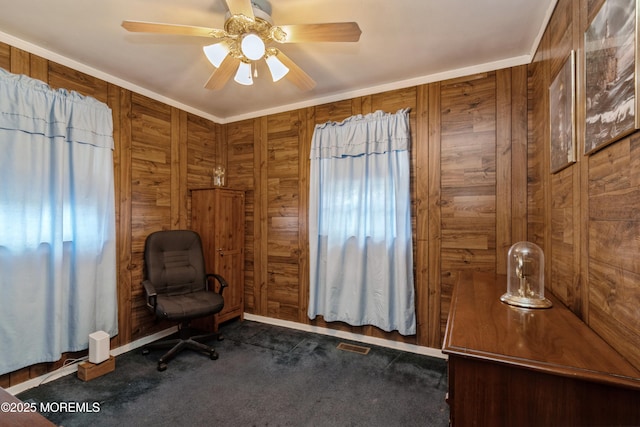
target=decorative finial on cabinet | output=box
[213,164,226,187]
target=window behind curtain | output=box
[0,68,117,376]
[308,109,416,336]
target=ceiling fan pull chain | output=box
[253,64,258,79]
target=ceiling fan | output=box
[122,0,362,91]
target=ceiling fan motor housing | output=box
[223,0,282,63]
[250,0,272,16]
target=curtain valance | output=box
[310,108,410,159]
[0,68,113,150]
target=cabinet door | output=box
[191,190,217,272]
[214,189,244,323]
[190,188,245,332]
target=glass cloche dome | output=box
[500,241,552,309]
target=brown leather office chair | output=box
[141,230,227,371]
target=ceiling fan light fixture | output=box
[203,42,229,68]
[240,33,266,61]
[234,61,253,85]
[122,1,360,92]
[265,53,289,82]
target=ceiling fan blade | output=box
[225,0,255,19]
[275,51,316,91]
[204,55,241,90]
[275,22,362,43]
[122,20,225,38]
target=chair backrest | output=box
[144,230,207,296]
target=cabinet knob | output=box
[217,248,224,257]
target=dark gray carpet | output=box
[18,320,449,426]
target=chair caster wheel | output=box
[157,362,167,371]
[142,348,150,355]
[210,350,219,360]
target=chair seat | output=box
[156,291,224,321]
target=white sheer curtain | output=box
[308,109,415,335]
[0,68,117,375]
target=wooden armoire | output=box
[190,188,245,332]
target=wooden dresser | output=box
[0,387,55,426]
[442,271,640,427]
[190,188,245,332]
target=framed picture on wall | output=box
[549,50,576,173]
[584,0,639,154]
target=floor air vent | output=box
[337,342,371,355]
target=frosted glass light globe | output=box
[241,33,265,60]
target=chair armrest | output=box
[206,273,228,296]
[142,279,157,310]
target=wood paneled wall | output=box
[1,39,529,387]
[528,0,640,370]
[227,71,529,347]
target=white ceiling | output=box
[0,0,555,123]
